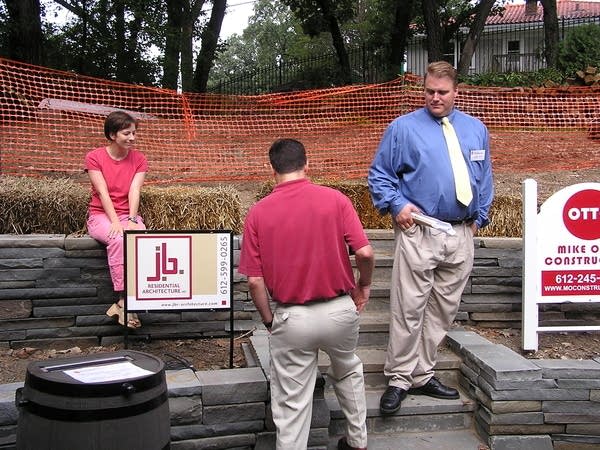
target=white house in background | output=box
[405,0,600,76]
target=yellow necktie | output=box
[441,117,473,207]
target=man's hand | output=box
[350,284,370,313]
[470,222,478,235]
[394,203,420,230]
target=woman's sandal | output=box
[106,303,123,325]
[127,313,141,329]
[106,303,141,329]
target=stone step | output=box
[357,252,524,284]
[352,252,394,283]
[364,229,395,252]
[364,229,522,251]
[318,345,462,378]
[250,326,481,447]
[363,282,392,305]
[350,285,523,328]
[251,333,463,383]
[327,428,486,450]
[326,384,477,434]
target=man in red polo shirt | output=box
[239,139,374,450]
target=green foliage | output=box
[460,68,566,87]
[557,24,600,77]
[0,0,171,86]
[209,0,334,88]
[209,0,403,91]
[36,0,163,85]
[282,0,355,36]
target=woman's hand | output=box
[125,221,143,230]
[108,221,124,238]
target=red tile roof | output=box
[486,0,600,24]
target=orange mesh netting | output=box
[1,57,599,184]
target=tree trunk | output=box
[421,0,444,63]
[457,0,496,76]
[74,0,90,74]
[540,0,559,68]
[181,0,205,92]
[163,0,184,90]
[5,0,44,65]
[113,0,129,81]
[318,0,351,84]
[389,0,416,79]
[193,0,226,92]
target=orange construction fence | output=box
[1,57,599,184]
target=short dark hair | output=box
[104,111,138,140]
[269,139,307,174]
[424,61,458,87]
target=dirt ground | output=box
[462,326,600,360]
[0,336,252,384]
[2,143,600,383]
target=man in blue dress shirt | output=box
[368,61,494,414]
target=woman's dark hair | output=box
[268,138,307,174]
[104,111,138,140]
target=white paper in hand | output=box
[411,212,456,236]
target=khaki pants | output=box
[269,295,367,450]
[385,222,474,390]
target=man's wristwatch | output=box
[128,216,138,224]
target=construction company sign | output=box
[522,180,600,350]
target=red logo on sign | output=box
[562,189,600,240]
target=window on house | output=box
[508,40,521,55]
[443,41,455,66]
[507,40,521,71]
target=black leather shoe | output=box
[337,437,367,450]
[409,376,459,399]
[379,385,407,414]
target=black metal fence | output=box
[209,16,599,95]
[208,44,395,95]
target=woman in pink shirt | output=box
[85,111,148,328]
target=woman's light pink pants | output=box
[87,213,145,292]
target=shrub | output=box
[558,23,600,77]
[460,68,565,87]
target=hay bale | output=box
[0,174,518,239]
[140,185,243,234]
[256,180,522,237]
[478,195,522,238]
[0,178,243,235]
[321,181,393,229]
[256,180,391,229]
[0,176,88,234]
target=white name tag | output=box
[470,149,485,161]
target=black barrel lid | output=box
[24,350,165,397]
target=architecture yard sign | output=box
[124,230,232,311]
[522,179,600,350]
[122,230,235,364]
